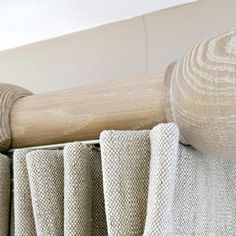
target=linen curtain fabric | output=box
[1,123,236,235]
[0,154,11,236]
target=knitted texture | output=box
[64,143,107,236]
[100,130,150,236]
[26,150,64,236]
[0,154,11,236]
[13,149,36,236]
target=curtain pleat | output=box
[0,123,234,236]
[26,150,64,236]
[143,124,179,236]
[100,130,150,236]
[89,146,107,236]
[0,154,11,236]
[13,149,36,236]
[64,143,107,236]
[10,193,15,236]
[64,143,92,236]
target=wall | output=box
[0,0,236,93]
[0,0,196,51]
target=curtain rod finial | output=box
[165,30,236,158]
[0,84,32,152]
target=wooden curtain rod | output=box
[1,30,236,158]
[10,73,166,149]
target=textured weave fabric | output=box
[10,193,15,236]
[13,149,36,236]
[144,124,236,235]
[100,130,150,236]
[100,123,236,235]
[26,150,64,236]
[64,143,92,236]
[64,143,107,236]
[9,123,236,235]
[90,146,107,236]
[143,124,179,235]
[172,146,236,235]
[0,154,11,236]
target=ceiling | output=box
[0,0,196,51]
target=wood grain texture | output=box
[0,84,32,151]
[5,30,236,158]
[165,30,236,158]
[10,74,165,148]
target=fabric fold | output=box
[64,143,107,236]
[100,130,150,236]
[0,154,11,236]
[10,193,15,236]
[64,143,92,236]
[143,123,179,236]
[90,146,107,236]
[9,122,236,236]
[26,150,64,236]
[13,149,36,236]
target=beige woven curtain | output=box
[1,123,236,235]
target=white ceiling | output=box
[0,0,196,51]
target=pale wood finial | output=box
[165,30,236,158]
[0,84,32,151]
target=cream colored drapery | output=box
[1,123,236,235]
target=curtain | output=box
[0,154,11,236]
[1,123,236,235]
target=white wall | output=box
[1,0,236,94]
[0,0,195,51]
